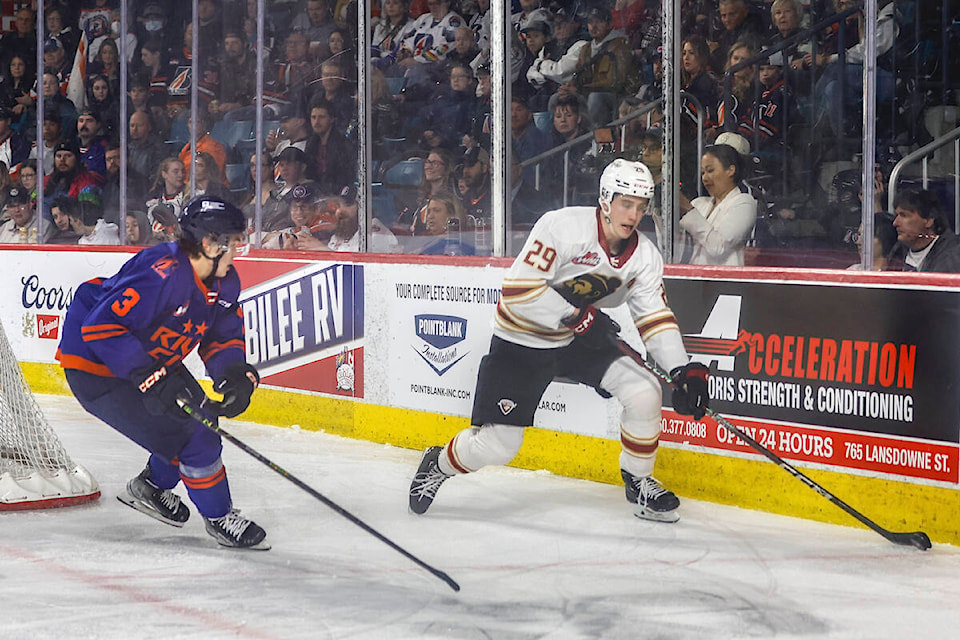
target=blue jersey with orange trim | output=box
[57,242,246,383]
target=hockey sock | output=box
[147,453,182,490]
[180,459,233,519]
[439,424,525,474]
[602,358,663,478]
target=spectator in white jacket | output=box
[526,6,587,88]
[678,143,757,266]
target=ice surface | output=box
[2,394,958,640]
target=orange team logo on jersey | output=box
[152,256,176,279]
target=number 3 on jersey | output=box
[111,288,141,317]
[523,240,557,272]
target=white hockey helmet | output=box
[598,159,656,210]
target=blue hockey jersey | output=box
[57,242,246,383]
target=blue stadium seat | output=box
[386,76,406,96]
[383,157,424,187]
[224,163,250,192]
[533,111,553,134]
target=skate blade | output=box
[117,492,188,528]
[211,538,272,551]
[632,504,680,523]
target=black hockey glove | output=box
[670,362,710,420]
[563,305,621,350]
[214,362,260,418]
[133,362,200,417]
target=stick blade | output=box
[889,531,932,551]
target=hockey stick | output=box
[177,399,462,591]
[615,340,932,551]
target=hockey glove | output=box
[133,362,200,417]
[670,362,710,420]
[214,362,260,418]
[563,305,621,350]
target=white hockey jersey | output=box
[495,206,688,372]
[399,11,464,64]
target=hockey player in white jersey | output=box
[409,159,709,522]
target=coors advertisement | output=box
[662,277,959,484]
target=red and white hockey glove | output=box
[563,305,621,350]
[670,362,710,420]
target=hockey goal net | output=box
[0,320,100,510]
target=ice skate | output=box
[621,470,680,523]
[117,466,191,527]
[204,509,270,550]
[409,446,452,515]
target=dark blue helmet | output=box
[179,195,246,245]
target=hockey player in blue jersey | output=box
[57,195,268,549]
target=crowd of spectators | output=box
[0,0,955,266]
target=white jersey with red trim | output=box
[495,206,689,372]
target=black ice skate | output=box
[621,470,680,523]
[117,466,191,527]
[409,446,452,515]
[204,509,270,550]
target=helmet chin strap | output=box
[200,238,226,279]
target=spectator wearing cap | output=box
[511,0,549,33]
[263,146,317,232]
[126,111,167,183]
[460,146,491,225]
[135,3,174,56]
[178,111,228,181]
[76,109,109,177]
[66,198,121,246]
[415,64,477,151]
[518,18,556,111]
[49,195,82,245]
[42,38,72,92]
[261,183,335,249]
[0,8,37,75]
[144,157,187,222]
[304,101,356,195]
[326,185,400,253]
[737,51,799,176]
[43,141,104,218]
[212,31,257,119]
[267,111,311,160]
[510,95,551,185]
[0,186,52,244]
[526,8,587,90]
[568,6,636,128]
[0,108,29,175]
[396,0,464,86]
[28,112,64,176]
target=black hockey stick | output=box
[615,340,932,551]
[177,399,462,591]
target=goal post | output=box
[0,320,100,510]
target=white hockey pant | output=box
[438,424,525,475]
[600,357,663,478]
